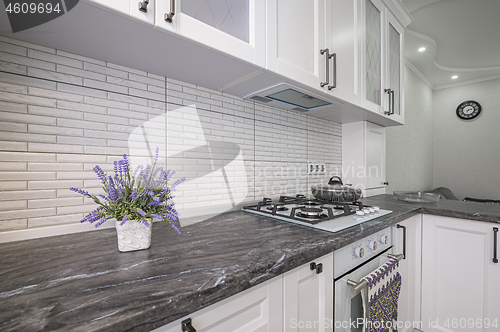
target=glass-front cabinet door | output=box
[386,11,404,123]
[155,0,266,67]
[362,0,384,114]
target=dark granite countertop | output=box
[0,195,499,331]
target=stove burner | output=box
[267,205,288,211]
[295,207,328,219]
[302,201,321,206]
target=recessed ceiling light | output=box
[452,75,458,79]
[418,47,426,52]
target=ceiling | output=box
[402,0,500,89]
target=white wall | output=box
[0,36,342,237]
[432,78,500,200]
[385,65,434,193]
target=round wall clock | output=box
[456,100,481,120]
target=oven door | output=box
[333,247,393,332]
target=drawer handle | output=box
[494,227,498,264]
[181,318,196,332]
[165,0,176,23]
[310,262,323,274]
[138,0,149,12]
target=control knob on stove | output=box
[368,240,377,250]
[380,235,388,244]
[354,247,364,258]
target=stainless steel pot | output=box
[311,176,362,202]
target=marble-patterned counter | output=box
[0,195,498,331]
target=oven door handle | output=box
[346,253,403,294]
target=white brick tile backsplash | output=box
[29,105,83,120]
[0,101,28,113]
[0,181,27,191]
[0,219,27,230]
[0,162,27,171]
[0,38,342,233]
[0,200,27,211]
[57,83,107,99]
[28,213,82,227]
[57,64,106,81]
[28,49,83,68]
[27,67,83,86]
[84,62,128,79]
[0,141,27,151]
[0,208,56,221]
[55,50,106,66]
[0,41,27,56]
[0,51,56,71]
[0,131,56,143]
[28,179,83,190]
[1,72,57,90]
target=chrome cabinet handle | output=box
[390,89,395,115]
[310,262,323,274]
[494,227,498,264]
[397,224,406,259]
[320,48,330,88]
[165,0,176,23]
[138,0,149,12]
[181,318,196,332]
[384,88,392,115]
[328,53,337,90]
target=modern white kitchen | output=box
[0,0,499,331]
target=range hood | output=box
[243,83,343,113]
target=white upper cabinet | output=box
[266,0,327,90]
[360,0,406,124]
[155,0,266,67]
[131,0,155,26]
[323,0,361,105]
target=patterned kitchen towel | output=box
[361,258,402,332]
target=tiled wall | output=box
[0,35,342,233]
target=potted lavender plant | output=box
[70,149,185,252]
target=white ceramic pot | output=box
[115,219,152,252]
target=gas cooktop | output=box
[243,195,392,233]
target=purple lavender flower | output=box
[70,187,91,198]
[94,216,110,228]
[93,165,107,183]
[171,224,181,235]
[121,154,129,173]
[136,208,146,217]
[154,147,159,164]
[147,201,162,207]
[108,185,118,202]
[141,219,150,228]
[120,214,128,226]
[151,213,162,220]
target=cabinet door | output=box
[155,276,283,332]
[155,0,266,67]
[394,215,422,332]
[365,122,385,190]
[421,215,500,332]
[325,0,360,105]
[361,0,384,114]
[267,0,327,90]
[283,252,333,332]
[385,11,404,123]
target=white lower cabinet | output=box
[283,252,334,331]
[154,276,283,332]
[421,215,500,332]
[156,252,333,332]
[394,214,422,332]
